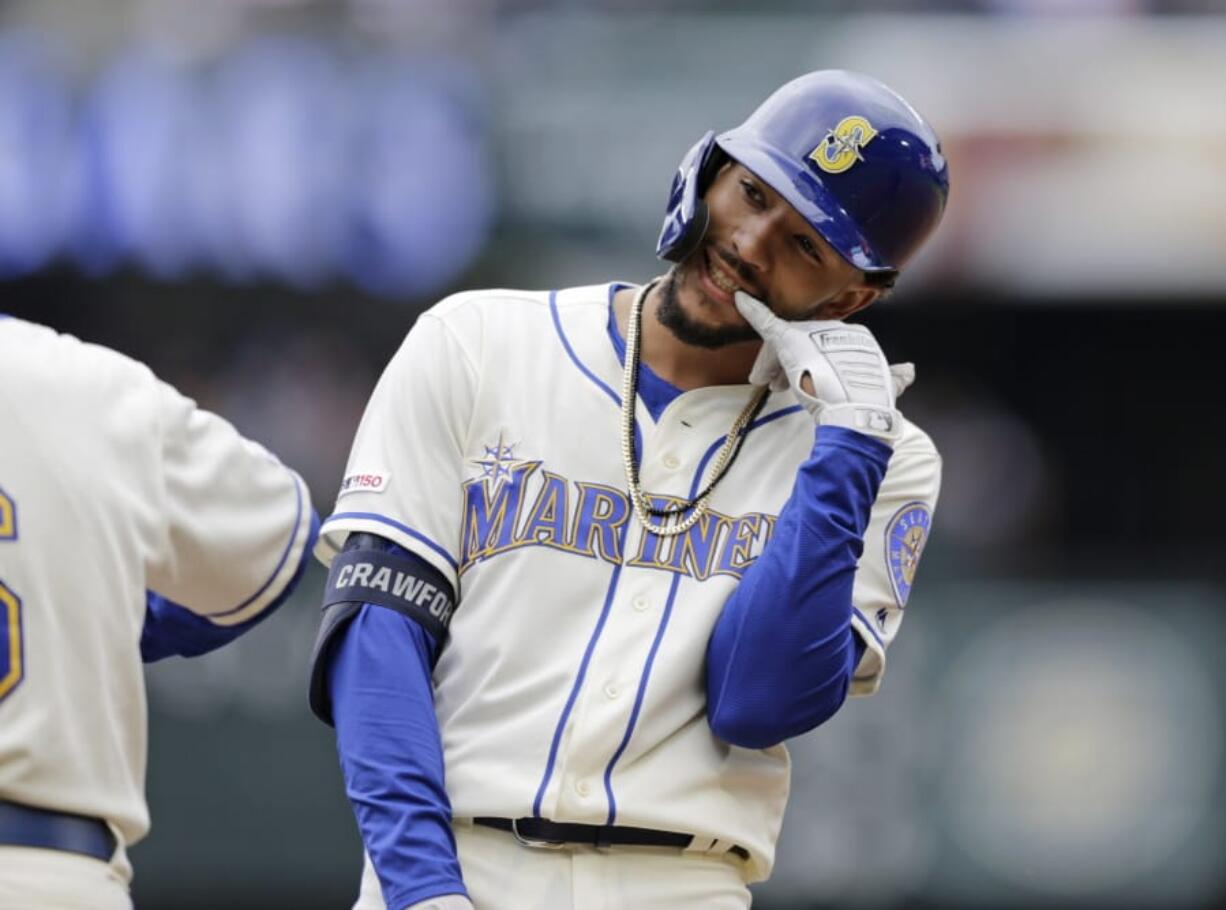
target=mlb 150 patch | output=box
[339,472,391,497]
[885,502,931,607]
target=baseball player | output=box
[0,316,318,908]
[310,70,948,909]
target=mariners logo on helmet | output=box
[810,115,878,175]
[657,70,949,273]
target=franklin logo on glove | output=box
[814,330,875,353]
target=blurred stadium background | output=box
[3,0,1225,907]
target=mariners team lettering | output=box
[338,471,390,497]
[459,441,777,580]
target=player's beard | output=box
[655,265,760,350]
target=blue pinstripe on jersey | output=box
[532,287,643,817]
[600,404,803,823]
[211,474,314,618]
[530,527,631,819]
[540,282,806,823]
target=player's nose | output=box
[729,211,780,275]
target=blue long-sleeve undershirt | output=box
[607,295,886,748]
[326,543,467,910]
[706,425,889,749]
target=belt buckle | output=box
[510,818,566,850]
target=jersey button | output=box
[632,596,649,612]
[604,682,620,699]
[662,454,681,470]
[575,779,591,797]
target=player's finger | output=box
[890,362,916,397]
[734,291,784,339]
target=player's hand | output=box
[735,291,903,444]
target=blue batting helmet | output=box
[656,70,949,277]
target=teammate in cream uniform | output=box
[0,317,318,908]
[311,71,948,910]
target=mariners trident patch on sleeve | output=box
[885,502,931,607]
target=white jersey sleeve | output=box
[145,377,315,626]
[316,309,477,589]
[848,419,942,695]
[0,316,316,875]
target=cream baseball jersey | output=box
[0,317,315,880]
[316,284,940,880]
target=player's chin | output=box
[675,252,746,325]
[673,284,740,334]
[660,267,759,348]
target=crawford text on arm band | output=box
[323,547,455,643]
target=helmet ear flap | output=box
[697,143,730,190]
[658,200,708,264]
[656,132,726,263]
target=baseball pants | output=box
[0,847,131,910]
[353,820,752,910]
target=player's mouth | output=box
[698,247,743,307]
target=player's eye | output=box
[740,179,766,209]
[797,235,823,264]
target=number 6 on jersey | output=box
[0,487,23,703]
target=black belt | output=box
[0,800,116,862]
[474,817,749,861]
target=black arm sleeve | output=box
[307,532,457,725]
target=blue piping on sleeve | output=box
[141,508,320,662]
[211,476,312,619]
[324,511,458,572]
[851,605,885,648]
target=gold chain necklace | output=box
[621,280,770,537]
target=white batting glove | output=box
[736,291,904,444]
[889,361,915,398]
[751,352,915,399]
